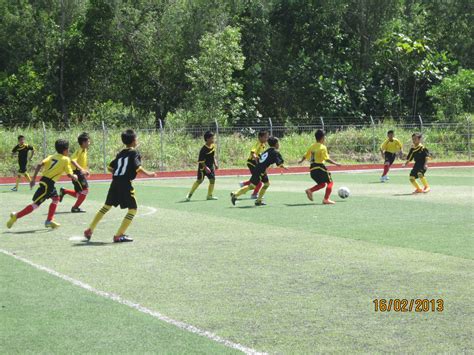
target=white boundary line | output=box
[2,164,472,186]
[0,248,265,355]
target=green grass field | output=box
[1,167,473,353]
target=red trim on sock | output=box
[324,182,334,200]
[63,189,77,198]
[16,204,34,219]
[310,183,326,192]
[73,191,87,208]
[242,180,251,186]
[253,182,263,194]
[382,165,390,177]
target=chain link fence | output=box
[1,116,471,175]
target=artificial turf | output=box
[1,167,473,353]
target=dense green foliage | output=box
[0,0,473,127]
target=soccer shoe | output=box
[239,181,245,188]
[305,189,314,201]
[6,213,17,229]
[207,196,218,200]
[386,176,390,180]
[250,194,258,200]
[184,194,191,202]
[380,176,386,182]
[45,220,61,229]
[323,199,336,205]
[412,188,423,194]
[59,187,66,202]
[423,186,431,193]
[71,207,85,213]
[11,187,18,192]
[83,228,92,241]
[230,192,237,206]
[113,235,134,243]
[255,200,267,206]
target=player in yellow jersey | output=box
[59,132,91,212]
[239,130,269,199]
[6,139,78,229]
[11,135,35,191]
[298,130,341,204]
[380,130,403,182]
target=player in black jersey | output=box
[231,137,287,206]
[185,131,219,201]
[402,133,430,194]
[11,135,35,191]
[84,129,155,243]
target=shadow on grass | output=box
[3,229,52,235]
[71,241,111,247]
[285,203,315,207]
[393,193,416,196]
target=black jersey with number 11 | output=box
[109,148,142,181]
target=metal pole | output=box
[101,121,107,173]
[370,115,376,162]
[214,118,220,162]
[467,117,472,161]
[418,114,423,133]
[42,121,47,158]
[320,116,325,131]
[158,119,164,171]
[268,117,273,136]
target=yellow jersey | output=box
[71,147,88,169]
[42,154,73,182]
[247,141,267,162]
[381,138,403,153]
[304,142,330,164]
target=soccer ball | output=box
[338,186,350,199]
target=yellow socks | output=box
[410,177,421,190]
[15,175,21,189]
[188,180,202,197]
[235,185,253,197]
[24,173,31,182]
[207,180,215,197]
[89,205,112,232]
[420,176,429,188]
[115,209,137,236]
[256,183,270,202]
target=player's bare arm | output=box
[29,149,35,161]
[326,158,341,166]
[214,158,219,170]
[137,166,156,177]
[71,160,89,176]
[30,162,44,189]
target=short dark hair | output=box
[18,135,24,140]
[258,130,268,138]
[412,133,422,139]
[267,136,279,147]
[204,131,214,141]
[121,129,137,145]
[78,132,90,145]
[387,130,394,135]
[55,139,69,154]
[315,129,325,141]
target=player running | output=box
[402,133,430,194]
[380,130,403,182]
[11,135,35,191]
[239,130,269,199]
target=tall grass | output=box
[0,122,471,176]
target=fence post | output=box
[158,119,164,171]
[370,115,376,162]
[320,116,325,131]
[41,121,47,158]
[418,114,423,133]
[268,117,273,136]
[101,121,107,173]
[467,117,472,161]
[214,118,220,163]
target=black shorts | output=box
[197,166,215,181]
[18,162,27,174]
[105,180,137,209]
[249,169,268,186]
[32,177,57,206]
[247,161,258,175]
[310,164,332,184]
[410,166,427,178]
[72,170,89,192]
[384,152,396,165]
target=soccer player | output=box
[239,130,269,199]
[83,129,155,243]
[6,139,77,229]
[380,130,403,182]
[11,135,35,191]
[298,129,341,205]
[185,131,219,201]
[231,136,287,206]
[59,132,90,212]
[402,133,430,194]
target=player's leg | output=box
[7,181,47,228]
[251,182,263,199]
[45,196,61,228]
[255,175,269,206]
[306,168,326,201]
[23,172,32,183]
[207,178,217,200]
[84,184,116,240]
[322,171,335,204]
[186,168,204,201]
[12,174,21,191]
[409,169,422,193]
[113,187,137,242]
[231,173,258,205]
[418,170,430,193]
[71,173,89,211]
[240,163,255,187]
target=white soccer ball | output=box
[338,186,350,199]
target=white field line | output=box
[3,164,472,186]
[0,248,265,355]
